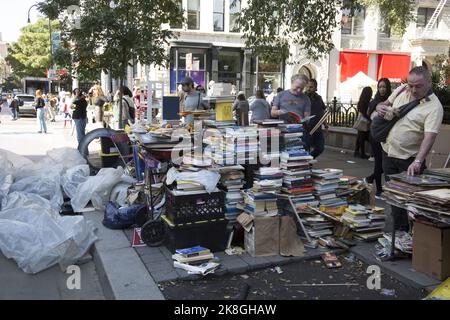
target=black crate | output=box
[165,186,225,224]
[162,215,229,253]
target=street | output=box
[0,107,105,300]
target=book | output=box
[175,246,211,257]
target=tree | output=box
[40,0,184,127]
[6,18,61,78]
[236,0,415,64]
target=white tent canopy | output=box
[339,71,378,103]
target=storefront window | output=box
[213,0,225,32]
[229,0,241,32]
[218,50,242,84]
[170,47,207,93]
[252,58,283,95]
[188,0,200,30]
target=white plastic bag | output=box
[47,148,86,173]
[12,158,64,181]
[10,170,64,211]
[61,165,90,199]
[1,192,60,219]
[71,167,124,212]
[0,206,97,274]
[109,182,131,207]
[0,149,34,171]
[0,174,13,210]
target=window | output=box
[229,0,241,32]
[170,0,183,29]
[213,0,225,31]
[417,7,438,29]
[187,0,200,30]
[341,3,365,35]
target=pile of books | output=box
[238,190,279,217]
[383,173,450,208]
[341,204,386,241]
[280,150,314,195]
[172,246,220,275]
[336,175,358,198]
[312,168,348,215]
[253,167,283,192]
[256,122,282,164]
[209,127,259,165]
[214,165,246,222]
[407,188,450,225]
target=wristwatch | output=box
[414,160,422,165]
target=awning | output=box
[377,54,411,83]
[339,52,369,82]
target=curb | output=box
[84,211,165,300]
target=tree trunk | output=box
[119,76,124,129]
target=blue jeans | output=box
[73,118,87,144]
[9,107,17,119]
[36,108,47,132]
[306,129,325,158]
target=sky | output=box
[0,0,44,43]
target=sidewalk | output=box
[87,149,442,299]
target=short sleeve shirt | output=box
[382,84,444,159]
[273,90,311,119]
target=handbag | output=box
[353,113,370,132]
[371,89,433,143]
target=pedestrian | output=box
[376,66,443,231]
[71,88,88,145]
[8,94,17,120]
[353,86,372,159]
[179,77,208,126]
[48,94,57,122]
[272,74,311,122]
[89,84,107,128]
[113,86,134,129]
[233,91,250,126]
[305,79,327,159]
[196,85,206,95]
[364,78,392,197]
[34,89,47,133]
[250,89,271,123]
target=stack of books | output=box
[341,205,386,241]
[280,150,314,195]
[336,175,358,197]
[238,190,279,217]
[172,246,215,265]
[210,127,259,165]
[213,165,246,222]
[253,167,283,192]
[312,168,348,215]
[257,124,282,164]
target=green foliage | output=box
[236,0,341,64]
[40,0,185,83]
[6,19,61,78]
[358,0,415,35]
[237,0,416,64]
[431,54,450,106]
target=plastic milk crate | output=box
[165,186,225,224]
[162,215,229,253]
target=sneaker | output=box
[368,156,375,162]
[37,131,42,133]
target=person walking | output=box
[353,86,372,159]
[113,86,134,129]
[364,78,392,197]
[34,89,47,133]
[179,77,208,126]
[305,79,327,159]
[89,84,107,128]
[71,88,88,145]
[8,95,18,120]
[376,66,443,231]
[250,89,271,123]
[233,91,250,126]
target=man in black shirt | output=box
[71,88,88,145]
[305,79,327,159]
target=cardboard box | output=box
[412,220,450,280]
[244,216,280,257]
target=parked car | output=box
[15,94,36,117]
